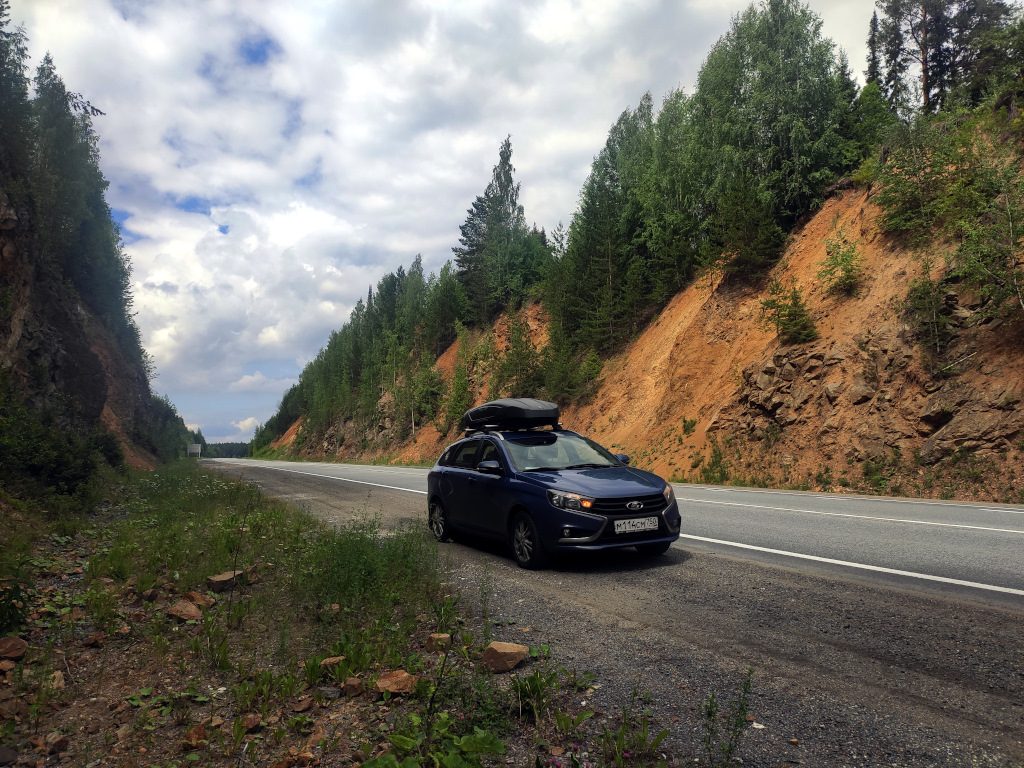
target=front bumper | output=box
[547,499,681,551]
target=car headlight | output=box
[547,489,595,511]
[663,484,675,504]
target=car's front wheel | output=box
[428,500,453,542]
[510,512,547,569]
[636,541,672,557]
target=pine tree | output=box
[866,11,883,84]
[0,0,31,179]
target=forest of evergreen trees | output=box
[254,0,1024,454]
[0,0,200,497]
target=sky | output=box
[11,0,872,443]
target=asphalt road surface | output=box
[204,458,1024,608]
[203,458,1024,765]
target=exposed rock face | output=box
[730,321,1024,465]
[0,185,154,466]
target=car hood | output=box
[521,466,665,498]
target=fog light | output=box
[563,527,571,537]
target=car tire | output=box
[636,541,671,557]
[428,500,453,543]
[510,512,547,569]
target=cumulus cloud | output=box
[12,0,870,440]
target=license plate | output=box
[614,517,658,534]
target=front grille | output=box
[591,493,667,515]
[592,493,669,543]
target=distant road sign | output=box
[187,444,202,458]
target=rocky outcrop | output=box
[728,321,1023,464]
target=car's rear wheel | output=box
[428,500,452,542]
[510,512,547,569]
[636,541,671,557]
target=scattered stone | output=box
[779,363,798,381]
[293,697,314,712]
[45,732,69,754]
[481,641,529,673]
[789,738,800,746]
[0,660,14,673]
[183,591,216,608]
[319,655,345,668]
[0,745,16,766]
[849,376,875,405]
[243,713,262,732]
[269,759,296,768]
[116,723,132,742]
[0,698,29,720]
[317,686,341,700]
[824,345,846,365]
[342,677,364,697]
[206,570,244,593]
[376,670,419,695]
[167,600,203,623]
[83,632,105,647]
[0,637,28,661]
[425,633,451,653]
[140,588,159,602]
[183,724,208,748]
[296,753,315,766]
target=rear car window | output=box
[447,440,480,469]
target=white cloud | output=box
[11,0,873,441]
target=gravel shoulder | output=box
[209,462,1024,767]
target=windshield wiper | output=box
[524,466,562,472]
[564,463,611,470]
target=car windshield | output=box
[503,432,620,472]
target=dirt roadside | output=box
[210,463,1024,768]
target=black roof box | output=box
[461,398,560,431]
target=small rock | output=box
[292,697,314,712]
[789,738,800,745]
[376,670,419,695]
[0,637,28,661]
[425,633,451,653]
[167,600,203,623]
[0,745,16,766]
[140,588,159,602]
[83,632,105,647]
[319,655,345,668]
[206,570,244,593]
[242,713,261,732]
[342,677,364,697]
[184,724,208,748]
[481,641,529,673]
[183,591,216,608]
[45,732,69,754]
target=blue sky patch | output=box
[239,33,281,66]
[219,224,230,235]
[176,196,213,216]
[111,207,143,244]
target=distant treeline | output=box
[249,0,1023,453]
[1,0,197,501]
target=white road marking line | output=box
[678,535,1024,597]
[232,465,428,495]
[673,496,1024,534]
[675,484,1024,514]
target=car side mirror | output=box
[476,460,503,475]
[615,453,631,465]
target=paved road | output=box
[204,458,1024,606]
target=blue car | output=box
[426,398,681,568]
